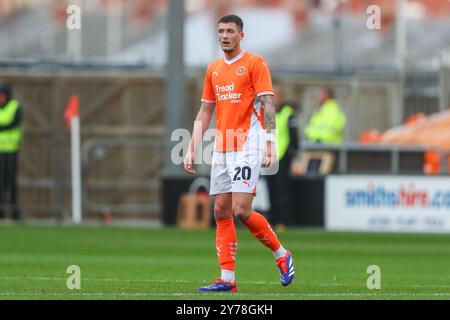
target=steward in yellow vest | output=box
[0,99,22,153]
[275,104,299,162]
[266,85,300,228]
[0,84,22,221]
[304,87,346,144]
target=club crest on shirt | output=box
[236,66,246,76]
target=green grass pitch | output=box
[0,224,450,300]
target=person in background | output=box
[304,87,346,144]
[0,84,22,221]
[266,85,300,230]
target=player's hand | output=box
[263,140,277,169]
[183,151,196,174]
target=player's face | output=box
[218,22,244,54]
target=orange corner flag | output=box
[64,95,80,129]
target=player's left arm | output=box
[259,94,275,134]
[252,56,276,168]
[258,94,277,168]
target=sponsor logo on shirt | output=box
[215,82,242,104]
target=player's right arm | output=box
[183,102,215,174]
[184,63,216,174]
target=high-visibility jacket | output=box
[304,99,345,144]
[0,99,22,153]
[275,105,294,161]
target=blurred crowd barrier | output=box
[1,0,450,69]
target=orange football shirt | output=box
[201,50,273,152]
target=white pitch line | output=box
[1,292,450,298]
[0,276,280,285]
[2,276,450,291]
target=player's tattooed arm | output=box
[259,94,276,168]
[259,94,275,133]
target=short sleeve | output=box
[251,57,273,97]
[201,66,216,104]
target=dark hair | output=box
[322,87,335,99]
[0,84,11,100]
[218,14,244,31]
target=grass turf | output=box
[0,224,450,300]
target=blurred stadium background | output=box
[0,0,449,229]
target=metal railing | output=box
[301,141,449,175]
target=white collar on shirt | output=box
[224,50,246,65]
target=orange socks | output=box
[244,211,281,251]
[216,218,237,272]
[215,212,284,282]
[242,211,281,251]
